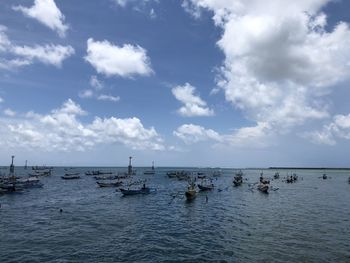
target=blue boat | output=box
[119,186,151,195]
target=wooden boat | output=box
[197,184,214,191]
[96,181,122,187]
[258,183,269,193]
[185,183,197,201]
[322,174,327,180]
[233,178,243,186]
[144,161,155,175]
[61,174,80,180]
[119,186,150,195]
[274,172,280,179]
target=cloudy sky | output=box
[1,0,350,167]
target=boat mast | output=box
[128,156,132,175]
[152,161,154,170]
[24,160,28,170]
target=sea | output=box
[0,167,349,263]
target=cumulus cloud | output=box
[172,83,214,117]
[174,124,222,144]
[0,99,164,151]
[90,75,103,90]
[183,0,350,140]
[13,0,69,37]
[174,122,271,147]
[85,38,153,78]
[303,113,350,145]
[0,25,74,69]
[97,94,120,102]
[3,108,16,117]
[78,89,94,99]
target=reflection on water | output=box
[0,168,350,262]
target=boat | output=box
[348,176,350,184]
[96,181,123,187]
[322,174,327,180]
[119,184,150,195]
[144,161,155,175]
[61,174,80,180]
[185,182,197,201]
[85,170,113,176]
[257,183,269,193]
[274,172,280,179]
[198,178,214,191]
[233,171,243,186]
[233,176,243,186]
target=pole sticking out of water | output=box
[9,155,15,176]
[128,156,133,176]
[24,160,28,170]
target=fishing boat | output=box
[233,171,243,186]
[144,161,155,175]
[96,181,123,187]
[119,184,151,196]
[61,173,80,180]
[274,172,280,179]
[185,183,197,201]
[322,174,327,180]
[257,183,269,193]
[93,175,119,180]
[85,170,113,176]
[233,176,243,186]
[197,178,214,191]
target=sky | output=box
[1,0,350,167]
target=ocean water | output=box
[0,167,350,263]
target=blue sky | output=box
[1,0,350,167]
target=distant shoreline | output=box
[268,167,350,170]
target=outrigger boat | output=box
[257,183,269,193]
[233,171,243,186]
[185,182,197,201]
[96,181,123,187]
[119,184,151,196]
[197,178,214,191]
[61,173,80,180]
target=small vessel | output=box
[274,172,280,179]
[85,170,113,176]
[197,178,214,191]
[258,183,269,193]
[185,182,197,201]
[233,171,243,186]
[119,184,150,195]
[322,174,327,180]
[96,181,123,187]
[144,161,155,175]
[61,173,80,180]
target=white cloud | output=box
[0,25,74,69]
[0,99,164,151]
[13,0,69,37]
[174,122,271,147]
[304,113,350,145]
[78,89,94,99]
[97,94,120,102]
[90,75,103,90]
[85,38,153,78]
[174,124,222,144]
[0,97,3,103]
[3,108,16,117]
[172,83,214,117]
[183,0,350,140]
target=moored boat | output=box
[119,184,151,195]
[185,182,197,201]
[197,183,214,191]
[322,174,327,180]
[61,174,80,180]
[258,183,269,193]
[96,181,123,187]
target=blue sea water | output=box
[0,167,350,262]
